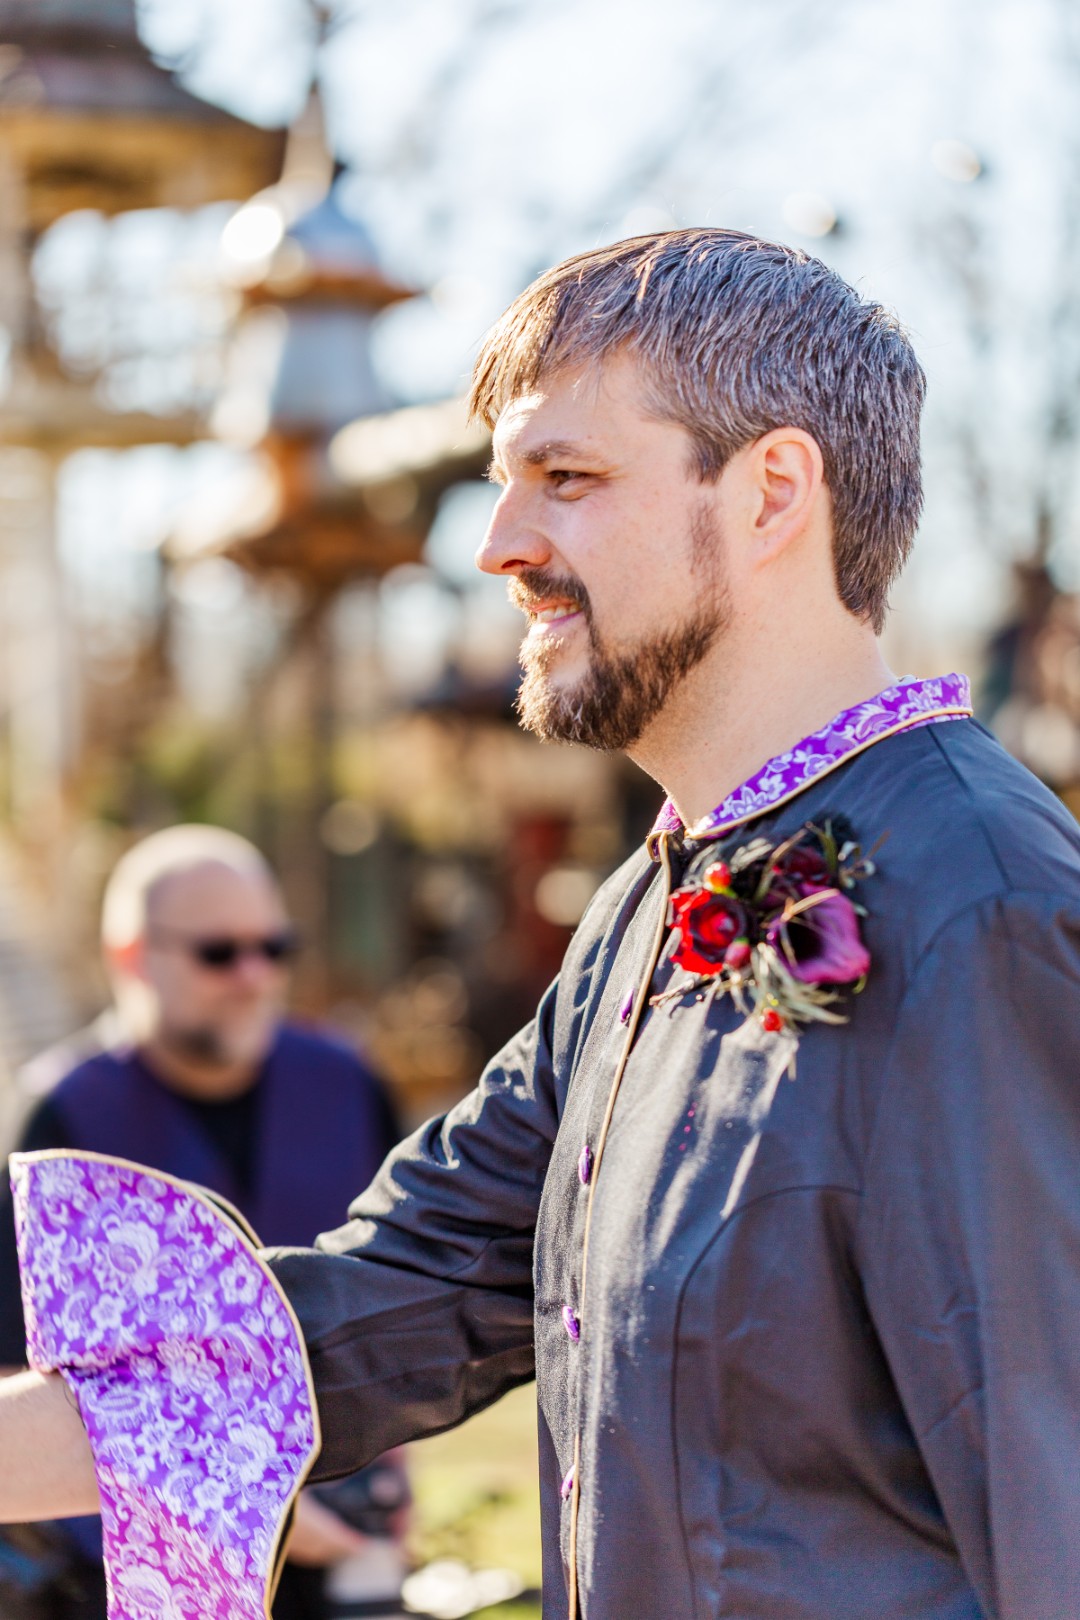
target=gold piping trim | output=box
[565,832,675,1619]
[11,1148,322,1620]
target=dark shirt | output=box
[1,1030,398,1365]
[0,1076,262,1365]
[268,719,1080,1620]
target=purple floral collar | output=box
[650,673,972,850]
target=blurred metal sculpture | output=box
[0,0,285,228]
[202,93,488,590]
[0,0,287,1093]
[982,561,1080,812]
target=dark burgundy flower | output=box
[766,886,870,985]
[772,842,831,888]
[669,887,745,977]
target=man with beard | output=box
[3,229,1080,1620]
[0,826,408,1620]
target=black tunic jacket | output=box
[269,719,1080,1619]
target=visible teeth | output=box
[535,605,577,622]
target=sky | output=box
[41,0,1080,695]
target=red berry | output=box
[704,861,732,892]
[761,1007,783,1033]
[724,938,752,971]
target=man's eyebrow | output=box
[521,438,599,465]
[487,438,602,480]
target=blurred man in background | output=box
[0,825,408,1620]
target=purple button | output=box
[578,1144,594,1186]
[561,1305,580,1342]
[619,986,635,1024]
[560,1466,576,1500]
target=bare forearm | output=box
[286,1490,369,1566]
[0,1370,98,1521]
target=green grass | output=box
[471,1607,542,1620]
[407,1382,543,1595]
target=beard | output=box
[511,505,730,752]
[160,1023,234,1066]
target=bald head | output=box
[101,826,292,1092]
[102,825,275,951]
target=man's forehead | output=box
[490,355,646,462]
[149,861,280,920]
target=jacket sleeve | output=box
[859,891,1080,1619]
[265,977,563,1481]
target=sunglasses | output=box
[149,929,300,971]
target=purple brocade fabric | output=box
[10,1151,320,1620]
[651,673,972,843]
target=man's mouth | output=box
[508,573,587,624]
[528,600,582,626]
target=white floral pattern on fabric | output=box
[10,1152,320,1620]
[650,673,973,843]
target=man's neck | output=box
[138,1037,261,1103]
[628,621,895,830]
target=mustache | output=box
[507,567,591,619]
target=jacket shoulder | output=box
[277,1019,351,1059]
[919,719,1080,893]
[276,1020,379,1079]
[577,844,656,930]
[563,843,658,972]
[49,1047,135,1104]
[843,719,1080,970]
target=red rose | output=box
[668,887,745,976]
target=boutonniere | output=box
[660,820,878,1037]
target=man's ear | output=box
[105,936,150,985]
[746,427,825,560]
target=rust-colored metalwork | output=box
[0,0,285,229]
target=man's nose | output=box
[231,949,279,990]
[475,489,552,577]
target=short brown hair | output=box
[469,228,925,634]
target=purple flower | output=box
[766,886,870,985]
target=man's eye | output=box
[548,469,585,488]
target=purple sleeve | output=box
[11,1151,320,1620]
